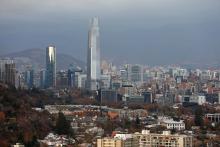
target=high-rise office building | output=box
[40,69,46,89]
[126,64,143,83]
[86,17,101,90]
[0,60,5,82]
[24,69,34,88]
[56,70,68,89]
[0,59,16,86]
[68,65,75,88]
[45,45,56,88]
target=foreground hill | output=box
[0,84,53,147]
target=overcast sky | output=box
[0,0,220,65]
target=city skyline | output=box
[1,1,220,147]
[0,0,220,66]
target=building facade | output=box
[138,130,192,147]
[24,69,34,88]
[40,69,46,89]
[0,59,16,86]
[205,113,220,123]
[86,17,101,91]
[160,119,185,130]
[97,138,123,147]
[45,45,56,88]
[97,134,139,147]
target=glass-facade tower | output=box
[87,17,101,90]
[46,45,56,88]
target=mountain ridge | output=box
[0,48,86,72]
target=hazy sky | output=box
[0,0,220,65]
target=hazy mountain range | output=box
[0,49,86,72]
[1,48,220,71]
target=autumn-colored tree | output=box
[0,111,5,122]
[184,118,195,130]
[23,131,33,144]
[0,140,9,147]
[195,107,204,127]
[203,118,211,128]
[0,84,53,146]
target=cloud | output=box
[0,0,220,65]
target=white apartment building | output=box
[161,119,185,131]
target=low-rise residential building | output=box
[114,134,139,147]
[39,133,75,147]
[205,113,220,123]
[160,118,185,130]
[12,143,25,147]
[97,130,193,147]
[138,130,193,147]
[97,134,139,147]
[97,138,124,147]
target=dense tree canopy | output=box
[55,111,71,135]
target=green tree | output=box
[135,115,140,126]
[195,107,204,127]
[55,112,71,135]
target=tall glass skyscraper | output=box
[45,45,56,88]
[87,17,101,90]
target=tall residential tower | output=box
[45,45,56,88]
[0,59,16,86]
[86,17,101,90]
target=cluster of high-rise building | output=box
[0,17,101,90]
[1,17,220,109]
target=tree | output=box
[55,112,71,135]
[135,115,140,126]
[195,107,204,127]
[0,111,5,122]
[185,118,195,130]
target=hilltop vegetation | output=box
[0,84,53,147]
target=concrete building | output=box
[0,59,16,86]
[97,134,139,147]
[138,130,193,147]
[120,69,128,81]
[126,64,143,84]
[101,89,118,103]
[182,94,206,105]
[127,95,145,104]
[56,70,68,89]
[160,118,185,130]
[100,74,111,89]
[142,91,153,104]
[114,134,139,147]
[76,74,87,89]
[97,138,123,147]
[218,93,220,104]
[205,113,220,123]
